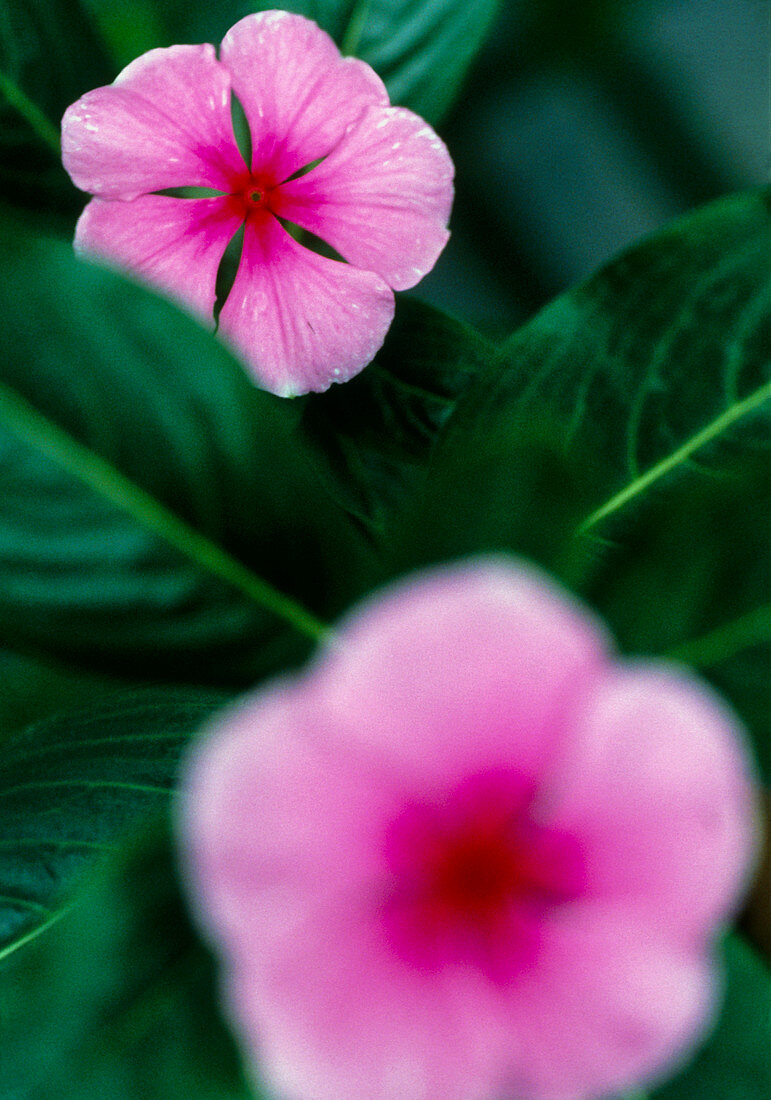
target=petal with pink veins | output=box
[539,665,759,942]
[217,214,394,395]
[75,195,243,325]
[220,11,388,185]
[277,106,454,290]
[62,44,245,199]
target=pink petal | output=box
[75,195,242,325]
[220,11,388,184]
[276,106,454,290]
[217,214,394,395]
[541,665,759,941]
[178,683,404,954]
[310,559,610,797]
[226,909,521,1100]
[62,44,245,199]
[496,903,717,1100]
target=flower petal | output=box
[542,665,759,941]
[225,910,521,1100]
[496,904,716,1100]
[277,106,454,290]
[75,195,242,324]
[310,559,610,796]
[178,683,404,954]
[217,214,394,395]
[220,11,388,184]
[62,44,245,199]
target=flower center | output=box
[381,769,585,981]
[229,172,277,219]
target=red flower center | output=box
[381,769,585,981]
[228,171,279,220]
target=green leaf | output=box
[407,189,770,770]
[650,934,771,1099]
[0,820,255,1099]
[163,1,499,124]
[0,648,130,744]
[450,188,770,531]
[0,691,226,960]
[386,407,606,587]
[0,214,372,682]
[299,298,494,525]
[0,0,112,215]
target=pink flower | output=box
[178,558,757,1100]
[61,11,453,396]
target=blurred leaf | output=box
[162,0,499,124]
[0,214,372,683]
[0,691,225,958]
[0,819,255,1100]
[649,934,771,1099]
[387,407,605,587]
[0,0,112,216]
[299,298,493,525]
[0,648,131,743]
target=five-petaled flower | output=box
[178,557,757,1100]
[61,11,453,396]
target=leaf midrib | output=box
[0,379,330,643]
[578,377,771,533]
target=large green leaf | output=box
[0,213,371,682]
[0,0,112,216]
[395,189,770,769]
[444,188,770,523]
[151,1,499,124]
[0,691,225,958]
[0,820,255,1100]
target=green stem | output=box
[0,68,61,155]
[340,0,372,56]
[0,380,331,645]
[579,380,771,533]
[667,604,771,668]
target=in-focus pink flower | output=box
[61,11,453,396]
[178,558,757,1100]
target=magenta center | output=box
[381,769,585,981]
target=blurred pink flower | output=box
[178,558,757,1100]
[61,11,453,396]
